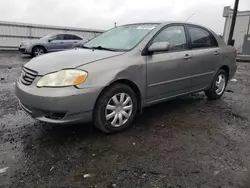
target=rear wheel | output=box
[205,69,228,100]
[32,46,46,57]
[93,83,138,133]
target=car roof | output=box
[50,32,73,35]
[50,33,84,39]
[123,21,208,28]
[122,21,217,34]
[124,21,225,47]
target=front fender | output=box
[29,42,48,52]
[76,55,147,100]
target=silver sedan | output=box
[15,22,237,133]
[19,33,84,57]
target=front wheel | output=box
[32,46,46,57]
[205,69,228,100]
[93,83,138,133]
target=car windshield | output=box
[84,24,159,51]
[40,34,54,40]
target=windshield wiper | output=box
[92,46,118,51]
[82,45,119,51]
[81,45,92,49]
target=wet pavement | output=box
[0,51,250,188]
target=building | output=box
[223,6,250,54]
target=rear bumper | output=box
[15,81,102,124]
[229,63,238,79]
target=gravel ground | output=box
[0,51,250,188]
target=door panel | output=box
[63,34,81,49]
[46,34,65,52]
[146,25,196,103]
[188,48,220,90]
[47,40,65,51]
[63,40,78,49]
[186,26,221,90]
[146,50,194,103]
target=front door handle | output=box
[60,42,64,44]
[184,54,192,60]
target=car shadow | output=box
[21,55,32,59]
[18,92,227,182]
[21,92,209,150]
[134,93,208,124]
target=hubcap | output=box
[215,74,226,95]
[105,93,133,127]
[34,48,44,56]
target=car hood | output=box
[24,49,125,75]
[21,39,40,45]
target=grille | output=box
[20,67,38,86]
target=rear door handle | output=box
[184,54,192,60]
[60,42,64,44]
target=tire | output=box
[93,83,138,133]
[205,69,228,100]
[32,46,46,57]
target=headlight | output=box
[24,42,31,46]
[36,69,88,87]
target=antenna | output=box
[185,13,195,22]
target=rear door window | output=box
[63,34,73,40]
[188,26,217,49]
[63,34,82,40]
[71,35,82,40]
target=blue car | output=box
[19,33,85,57]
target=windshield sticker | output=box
[136,25,156,30]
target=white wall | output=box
[0,21,104,49]
[224,15,250,52]
[223,7,250,53]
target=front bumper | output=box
[19,45,32,55]
[15,81,102,124]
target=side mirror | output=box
[48,38,53,43]
[148,42,170,53]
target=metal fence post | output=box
[29,26,32,39]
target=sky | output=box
[0,0,250,34]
